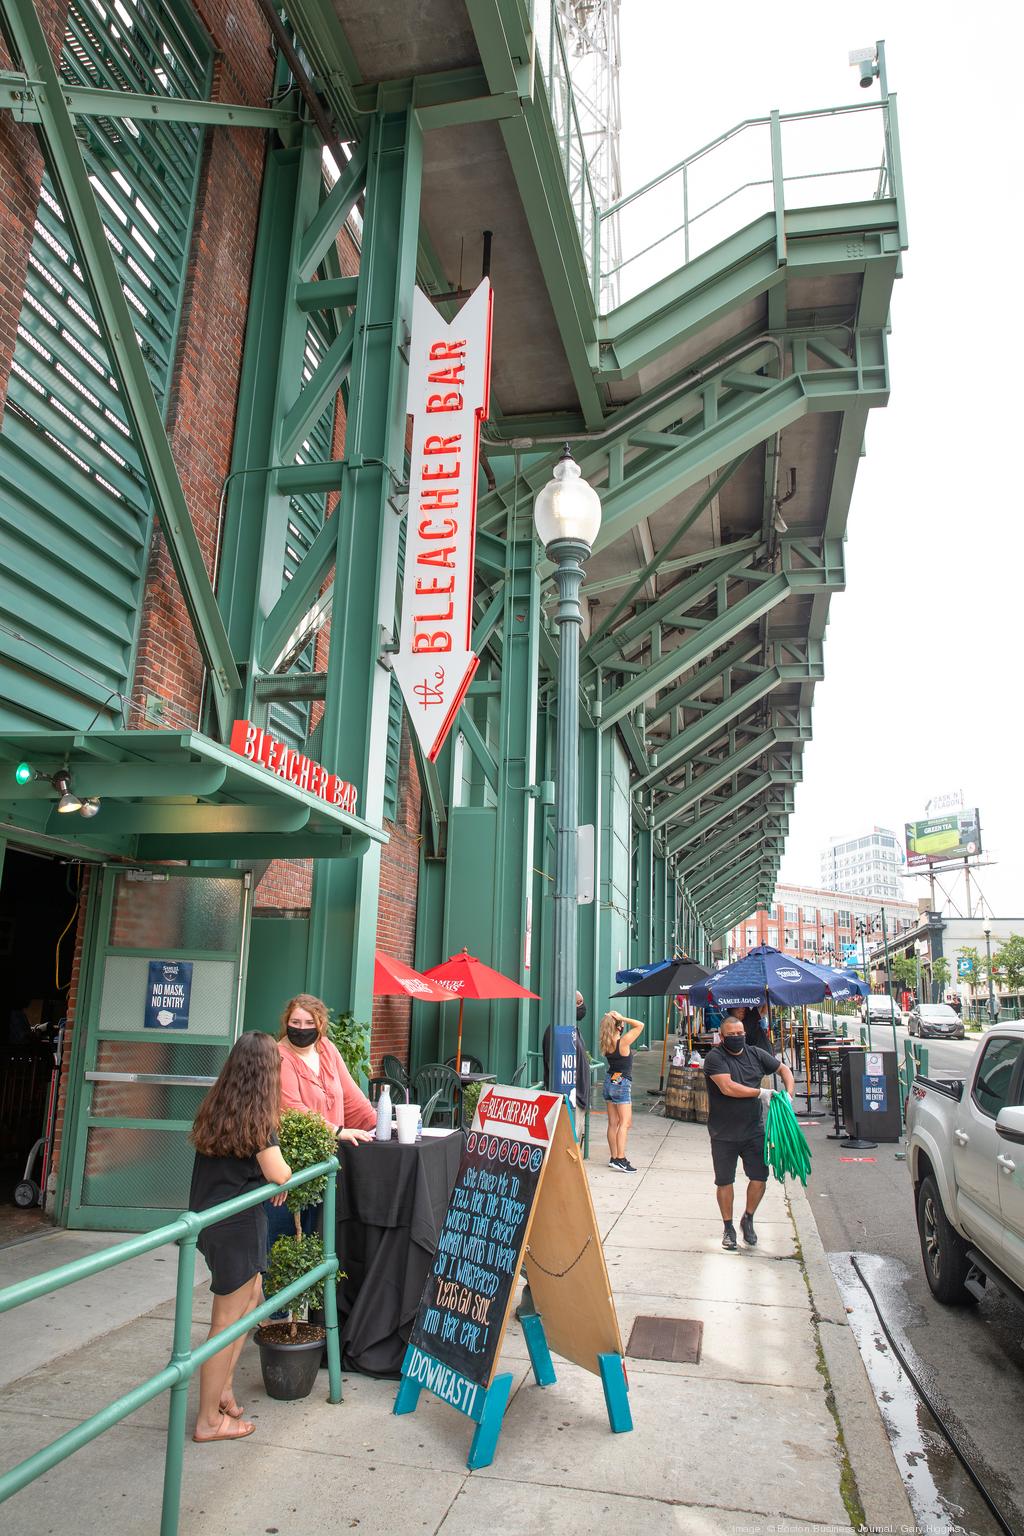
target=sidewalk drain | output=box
[626,1315,702,1364]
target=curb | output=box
[788,1179,915,1531]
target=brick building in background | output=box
[726,882,918,966]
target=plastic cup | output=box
[396,1104,420,1145]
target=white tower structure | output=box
[539,0,623,308]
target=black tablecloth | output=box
[335,1132,463,1377]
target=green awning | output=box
[0,729,386,860]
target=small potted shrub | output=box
[461,1079,485,1129]
[256,1108,340,1401]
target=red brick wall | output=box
[370,725,422,1073]
[130,1,274,727]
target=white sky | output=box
[616,0,1024,918]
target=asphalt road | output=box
[792,1023,1024,1536]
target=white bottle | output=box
[375,1084,392,1141]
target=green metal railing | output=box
[0,1158,341,1535]
[598,93,905,305]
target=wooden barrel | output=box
[691,1070,709,1124]
[665,1065,692,1121]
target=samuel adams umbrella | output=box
[688,945,831,1009]
[421,949,540,1069]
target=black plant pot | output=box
[255,1330,324,1400]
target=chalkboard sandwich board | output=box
[395,1085,631,1469]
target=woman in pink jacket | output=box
[276,993,377,1137]
[266,994,374,1258]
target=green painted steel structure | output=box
[0,1,906,1094]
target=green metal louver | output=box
[0,0,211,730]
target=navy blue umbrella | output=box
[688,945,832,1009]
[802,960,870,1001]
[612,956,710,996]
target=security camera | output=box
[849,46,879,89]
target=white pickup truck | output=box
[905,1022,1024,1306]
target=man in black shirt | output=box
[704,1011,795,1250]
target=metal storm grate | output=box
[626,1314,704,1364]
[0,0,211,731]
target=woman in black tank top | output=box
[599,1009,644,1171]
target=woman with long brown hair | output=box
[599,1008,645,1172]
[276,993,377,1137]
[188,1031,291,1443]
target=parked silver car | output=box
[908,1002,965,1040]
[860,994,900,1027]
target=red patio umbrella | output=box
[374,950,453,1002]
[421,949,540,1068]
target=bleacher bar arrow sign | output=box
[394,279,493,762]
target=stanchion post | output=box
[802,1005,813,1115]
[160,1223,199,1536]
[322,1159,342,1404]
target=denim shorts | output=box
[603,1073,632,1105]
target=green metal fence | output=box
[0,1157,341,1535]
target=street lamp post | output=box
[858,917,871,1048]
[983,920,996,1027]
[534,449,602,1098]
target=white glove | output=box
[758,1088,773,1106]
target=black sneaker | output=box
[621,1159,637,1172]
[722,1223,737,1251]
[608,1157,628,1172]
[740,1212,757,1247]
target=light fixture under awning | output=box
[0,728,386,861]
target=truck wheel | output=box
[917,1175,976,1305]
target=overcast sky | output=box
[616,0,1022,919]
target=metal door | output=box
[65,866,251,1231]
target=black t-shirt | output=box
[703,1044,780,1140]
[188,1132,278,1214]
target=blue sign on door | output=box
[145,960,193,1030]
[862,1073,887,1114]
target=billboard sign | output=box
[904,808,981,868]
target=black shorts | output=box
[197,1208,267,1296]
[710,1133,768,1187]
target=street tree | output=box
[890,954,918,994]
[931,956,951,1001]
[993,934,1024,1008]
[957,947,986,1015]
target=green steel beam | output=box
[297,137,369,281]
[676,799,790,877]
[584,458,748,648]
[0,72,297,129]
[688,823,784,890]
[349,64,525,129]
[279,316,355,460]
[584,542,758,667]
[647,728,776,829]
[594,360,887,557]
[456,704,499,793]
[307,108,423,1022]
[409,729,448,859]
[665,771,778,855]
[638,667,783,790]
[647,637,760,726]
[601,574,791,729]
[703,873,766,926]
[0,0,242,736]
[464,0,604,427]
[688,842,773,902]
[295,276,359,312]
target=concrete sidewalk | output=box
[0,1051,913,1536]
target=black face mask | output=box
[287,1025,319,1049]
[722,1036,746,1054]
[576,1003,587,1023]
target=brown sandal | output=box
[192,1411,255,1443]
[219,1398,244,1419]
